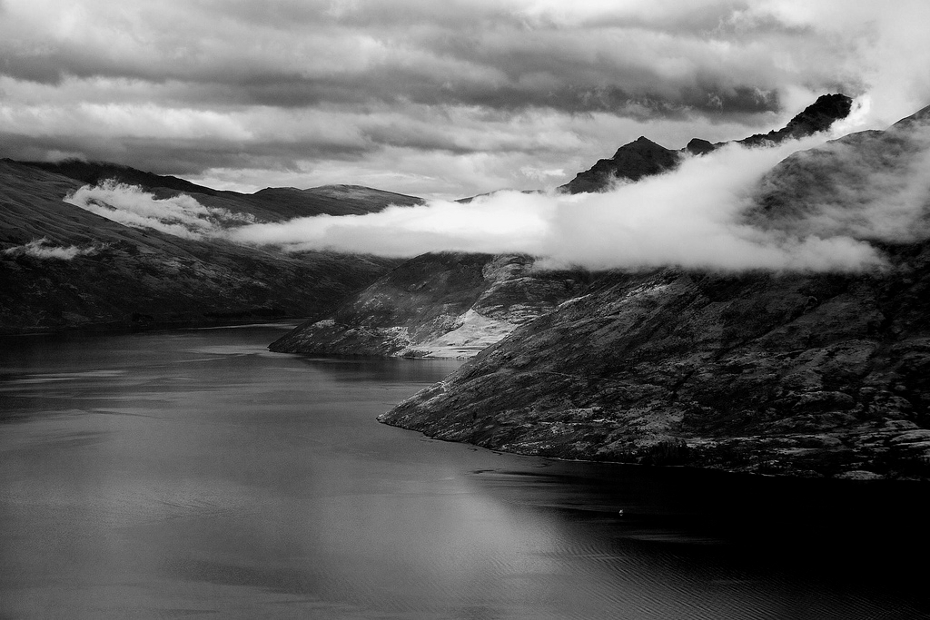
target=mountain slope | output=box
[380,106,930,480]
[0,160,400,333]
[270,253,590,358]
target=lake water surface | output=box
[1,324,927,619]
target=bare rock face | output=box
[269,253,589,358]
[381,106,930,480]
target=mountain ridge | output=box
[559,94,853,194]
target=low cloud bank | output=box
[228,130,927,272]
[62,123,930,273]
[64,181,256,239]
[3,238,105,260]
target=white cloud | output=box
[2,237,104,260]
[63,181,257,239]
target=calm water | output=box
[1,324,928,619]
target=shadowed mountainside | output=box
[381,105,930,480]
[0,160,407,333]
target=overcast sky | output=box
[2,0,929,199]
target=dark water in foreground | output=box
[1,324,928,619]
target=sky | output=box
[2,0,930,199]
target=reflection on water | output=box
[0,325,927,619]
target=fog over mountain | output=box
[63,106,928,274]
[221,133,884,271]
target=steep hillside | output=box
[381,106,930,480]
[270,253,590,358]
[0,161,400,333]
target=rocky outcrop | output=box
[738,93,853,147]
[559,94,853,194]
[270,253,589,358]
[381,105,930,480]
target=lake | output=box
[1,324,927,619]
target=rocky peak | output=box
[559,136,679,194]
[739,93,853,146]
[685,138,715,156]
[612,136,670,158]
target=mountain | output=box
[270,253,590,357]
[379,104,930,481]
[559,94,853,194]
[0,160,413,333]
[271,95,863,362]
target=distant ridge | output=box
[17,159,423,220]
